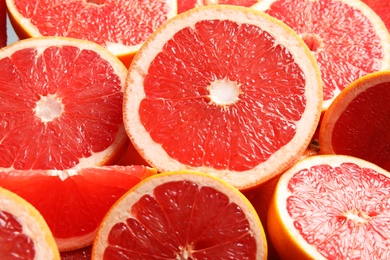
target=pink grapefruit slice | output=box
[0,186,60,259]
[252,0,390,110]
[123,5,323,190]
[0,165,157,252]
[92,171,268,259]
[268,154,390,259]
[0,36,128,170]
[5,0,177,67]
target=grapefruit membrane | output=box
[319,70,390,171]
[92,171,268,259]
[268,154,390,259]
[252,0,390,110]
[5,0,177,67]
[0,186,60,259]
[123,5,323,190]
[0,165,157,251]
[0,36,128,171]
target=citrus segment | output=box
[123,5,322,190]
[92,171,267,259]
[0,186,60,259]
[5,0,177,67]
[268,155,390,259]
[252,0,390,110]
[319,71,390,172]
[0,165,157,251]
[0,37,128,170]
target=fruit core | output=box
[301,33,323,52]
[207,79,241,107]
[34,94,63,123]
[341,208,371,225]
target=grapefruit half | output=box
[0,186,60,259]
[92,171,268,259]
[123,5,323,190]
[0,37,128,170]
[252,0,390,110]
[268,154,390,259]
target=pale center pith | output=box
[207,79,241,107]
[34,94,64,123]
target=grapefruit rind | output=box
[92,171,268,259]
[123,5,323,190]
[319,70,390,155]
[268,155,390,259]
[0,186,60,259]
[252,0,390,111]
[0,36,129,170]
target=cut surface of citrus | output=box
[123,5,322,190]
[252,0,390,110]
[178,0,261,13]
[0,186,60,259]
[92,171,267,259]
[319,71,390,172]
[268,154,390,259]
[0,165,156,251]
[5,0,177,67]
[0,37,128,170]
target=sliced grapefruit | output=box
[5,0,177,67]
[178,0,261,13]
[268,154,390,259]
[123,5,323,190]
[92,171,268,259]
[252,0,390,110]
[319,70,390,172]
[0,165,157,251]
[0,36,128,170]
[0,186,60,259]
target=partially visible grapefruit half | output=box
[319,70,390,172]
[0,37,128,170]
[92,171,268,259]
[252,0,390,110]
[268,154,390,259]
[5,0,177,67]
[0,186,60,259]
[123,5,323,190]
[0,165,157,252]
